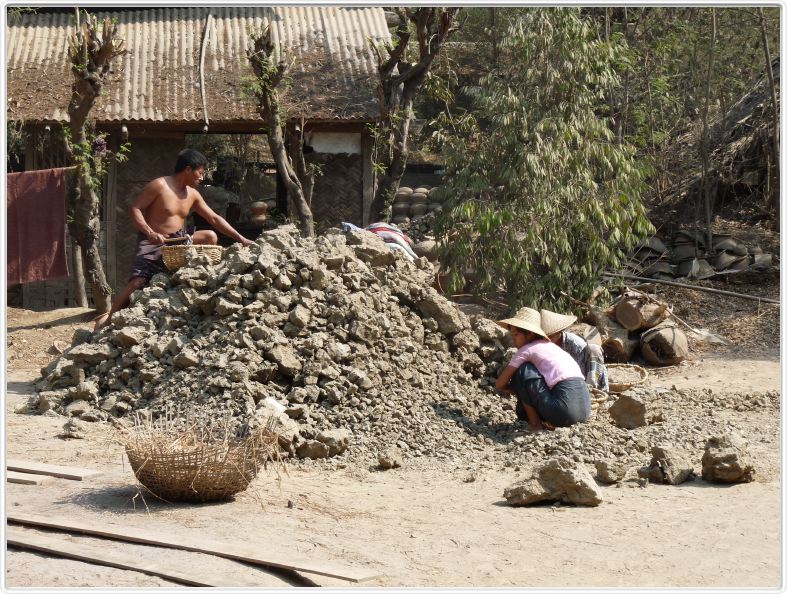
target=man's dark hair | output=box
[174,148,208,173]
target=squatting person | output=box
[495,306,591,431]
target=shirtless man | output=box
[94,149,253,330]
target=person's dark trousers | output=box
[509,363,590,426]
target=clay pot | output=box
[251,214,267,227]
[410,192,428,204]
[392,203,410,216]
[414,186,431,195]
[250,201,268,216]
[393,192,410,204]
[409,203,428,216]
[391,214,409,224]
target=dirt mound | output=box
[25,225,777,472]
[29,226,516,466]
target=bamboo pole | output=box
[602,273,779,304]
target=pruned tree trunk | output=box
[369,8,460,221]
[248,26,314,238]
[614,298,669,331]
[66,10,126,314]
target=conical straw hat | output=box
[540,309,577,336]
[496,307,547,339]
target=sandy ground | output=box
[3,306,783,588]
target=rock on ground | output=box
[639,445,695,485]
[702,434,756,483]
[503,457,602,507]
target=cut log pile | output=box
[585,292,688,366]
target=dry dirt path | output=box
[4,349,781,588]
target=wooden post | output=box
[361,131,374,226]
[70,241,87,307]
[104,157,118,293]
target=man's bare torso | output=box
[143,175,200,234]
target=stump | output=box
[614,299,669,331]
[640,321,688,365]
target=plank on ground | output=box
[7,471,53,485]
[6,459,102,481]
[8,511,383,583]
[6,526,288,587]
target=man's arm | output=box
[192,194,254,246]
[129,179,167,244]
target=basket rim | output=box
[606,363,648,392]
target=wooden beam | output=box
[6,527,290,587]
[361,131,374,226]
[8,512,384,583]
[5,460,102,481]
[6,471,53,485]
[104,159,118,293]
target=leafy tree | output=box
[433,8,653,311]
[368,8,459,220]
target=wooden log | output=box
[614,299,668,331]
[568,322,602,346]
[6,460,101,481]
[6,527,290,587]
[7,471,53,485]
[587,307,638,362]
[7,512,383,583]
[640,321,689,366]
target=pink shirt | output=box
[507,339,584,389]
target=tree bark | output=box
[66,11,125,314]
[369,8,460,221]
[248,28,314,238]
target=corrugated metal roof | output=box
[6,7,390,124]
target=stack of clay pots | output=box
[712,235,751,272]
[249,201,268,227]
[391,185,444,225]
[623,229,775,280]
[629,236,671,278]
[671,229,712,278]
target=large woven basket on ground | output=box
[607,363,648,394]
[122,420,278,503]
[162,244,223,271]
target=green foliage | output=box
[6,120,27,172]
[433,8,653,311]
[62,125,131,193]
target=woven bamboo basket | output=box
[162,245,223,271]
[607,363,648,393]
[121,417,278,503]
[589,387,609,417]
